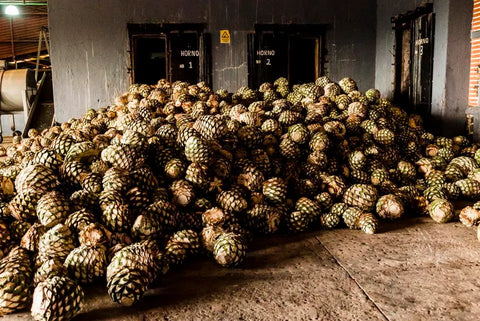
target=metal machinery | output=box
[0,68,43,143]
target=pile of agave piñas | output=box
[1,76,480,320]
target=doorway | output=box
[132,36,167,85]
[248,24,325,88]
[289,36,319,85]
[128,24,210,85]
[393,4,434,117]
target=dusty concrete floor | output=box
[4,216,480,321]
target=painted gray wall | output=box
[375,0,473,135]
[375,0,430,98]
[48,0,377,122]
[48,0,473,136]
[0,114,24,136]
[441,0,473,136]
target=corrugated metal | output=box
[469,0,480,106]
[0,6,47,59]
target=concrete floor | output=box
[4,216,480,321]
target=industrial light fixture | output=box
[4,5,19,16]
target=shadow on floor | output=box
[379,216,427,233]
[77,262,295,320]
[76,231,328,320]
[77,218,448,320]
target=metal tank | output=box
[0,69,38,142]
[0,69,37,112]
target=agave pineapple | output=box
[31,276,84,321]
[0,74,479,311]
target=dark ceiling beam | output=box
[7,12,49,15]
[0,2,47,5]
[0,40,39,43]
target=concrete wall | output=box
[440,0,473,136]
[375,0,430,97]
[375,0,473,135]
[48,0,473,136]
[48,0,377,122]
[0,114,23,137]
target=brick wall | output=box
[468,0,480,106]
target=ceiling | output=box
[0,1,47,5]
[0,4,48,60]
